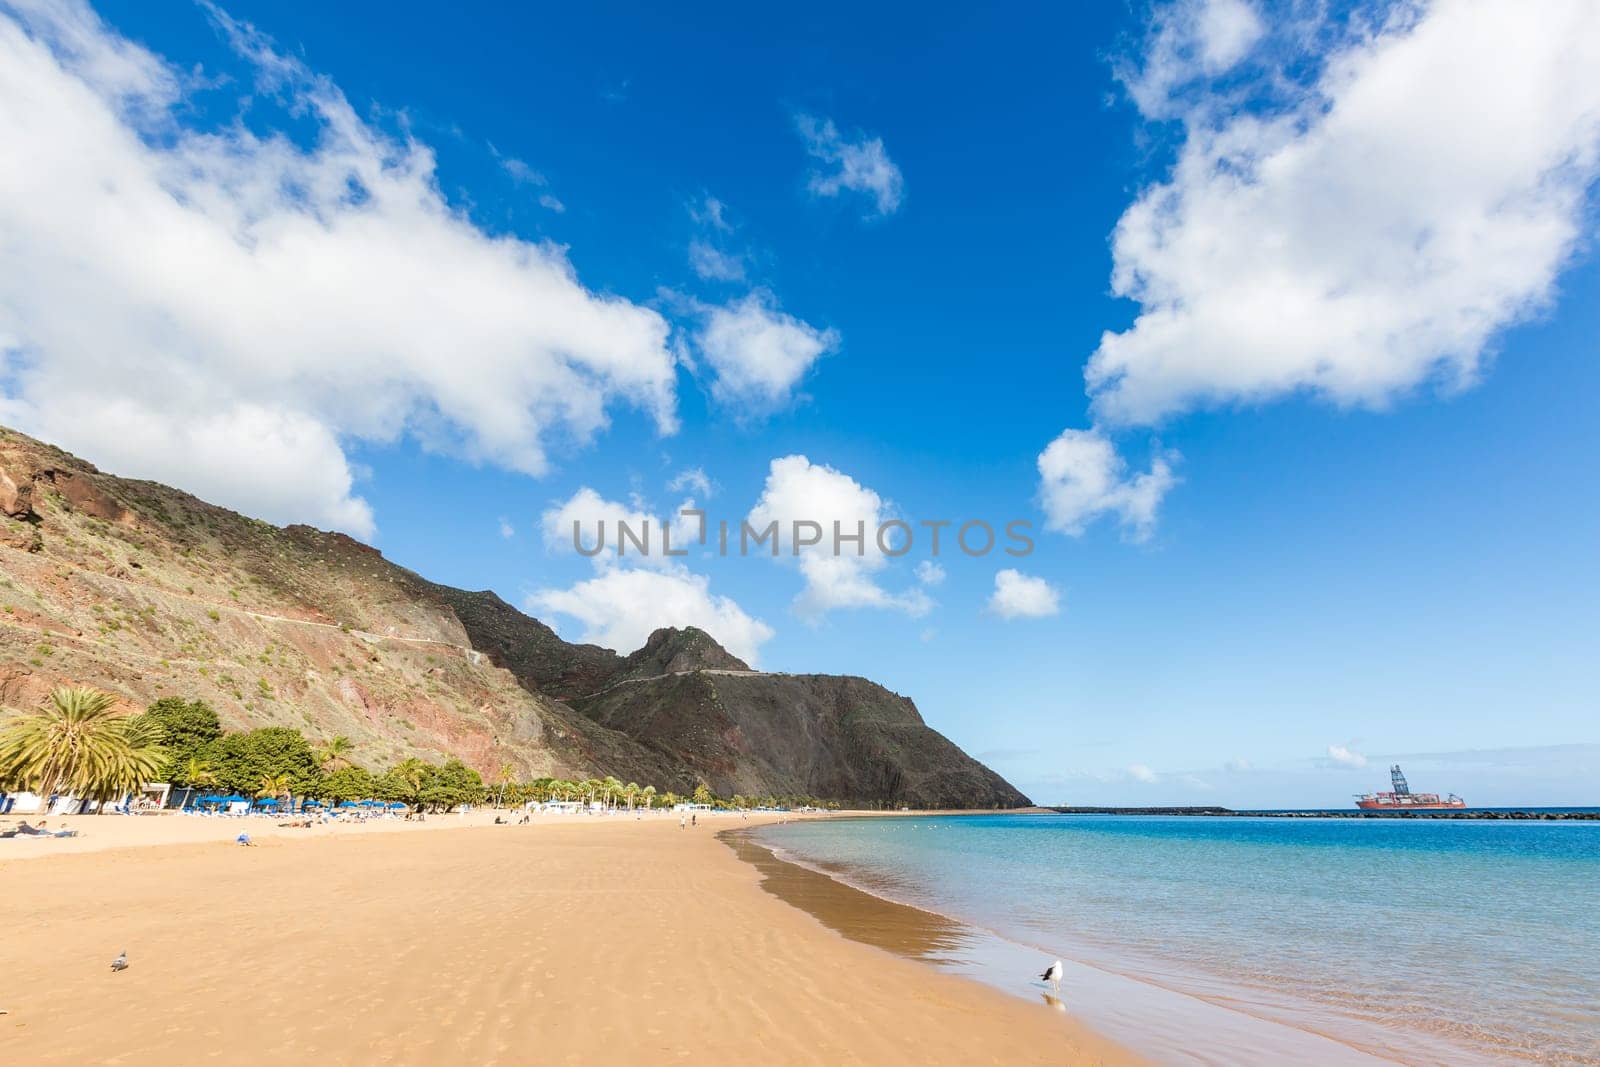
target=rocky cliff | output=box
[0,426,1028,807]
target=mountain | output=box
[0,426,1029,808]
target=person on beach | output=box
[691,813,697,828]
[679,812,686,830]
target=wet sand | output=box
[734,826,1496,1067]
[0,812,1138,1065]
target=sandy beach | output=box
[0,812,1138,1065]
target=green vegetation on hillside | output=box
[3,685,839,812]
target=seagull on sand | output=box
[110,951,128,972]
[1040,959,1062,990]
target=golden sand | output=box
[0,812,1138,1065]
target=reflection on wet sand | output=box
[723,829,980,965]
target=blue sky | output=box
[2,0,1597,805]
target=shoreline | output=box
[734,820,1504,1067]
[0,810,1139,1065]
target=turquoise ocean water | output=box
[756,814,1600,1065]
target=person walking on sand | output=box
[691,813,697,828]
[679,812,687,830]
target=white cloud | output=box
[1224,756,1251,772]
[1128,763,1159,783]
[541,486,698,569]
[537,193,565,214]
[528,565,773,665]
[688,240,746,283]
[498,517,515,539]
[0,2,680,538]
[1037,429,1177,540]
[913,560,945,587]
[667,466,714,500]
[697,293,837,413]
[1093,0,1600,427]
[689,195,732,232]
[1119,0,1264,119]
[747,454,931,620]
[493,151,546,188]
[987,569,1061,620]
[1327,744,1368,768]
[795,112,904,217]
[532,484,767,659]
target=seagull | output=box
[110,951,128,973]
[1040,959,1062,990]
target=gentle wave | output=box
[757,814,1600,1066]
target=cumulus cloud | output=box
[795,112,904,217]
[532,483,769,659]
[498,517,515,539]
[0,1,680,538]
[746,455,931,619]
[528,565,773,664]
[1128,763,1159,783]
[913,560,946,587]
[1037,429,1177,540]
[1326,744,1368,768]
[1092,0,1600,427]
[540,486,703,569]
[987,569,1061,620]
[696,293,838,413]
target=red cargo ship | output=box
[1355,765,1465,810]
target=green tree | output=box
[421,758,486,811]
[692,783,714,807]
[319,765,374,805]
[138,697,221,783]
[210,727,319,796]
[316,735,354,772]
[376,757,433,812]
[0,686,165,807]
[641,784,657,809]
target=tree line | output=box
[0,687,840,813]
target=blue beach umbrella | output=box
[337,801,359,809]
[387,802,406,809]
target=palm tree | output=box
[601,776,624,810]
[0,686,164,812]
[182,756,218,789]
[494,762,516,808]
[259,773,291,810]
[641,784,656,810]
[391,758,429,812]
[316,735,354,771]
[176,755,218,810]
